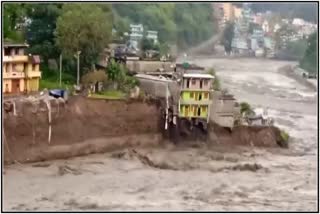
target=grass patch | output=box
[89,90,126,100]
[40,79,73,90]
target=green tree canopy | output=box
[300,32,318,74]
[55,4,112,73]
[222,22,235,53]
[25,4,62,62]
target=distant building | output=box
[273,23,281,32]
[281,18,290,25]
[129,24,144,42]
[234,6,242,19]
[253,13,263,25]
[213,3,226,28]
[292,18,305,26]
[222,3,235,22]
[146,30,158,44]
[262,20,270,33]
[2,42,41,94]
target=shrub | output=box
[240,102,254,115]
[280,130,290,143]
[207,68,220,90]
[81,70,108,86]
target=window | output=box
[186,79,190,88]
[204,92,209,99]
[200,80,203,89]
[10,48,16,56]
[192,79,196,85]
[18,48,24,55]
[199,93,202,101]
[190,92,194,98]
[4,48,10,56]
[204,80,208,86]
[12,64,17,72]
[32,64,36,71]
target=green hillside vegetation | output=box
[3,3,215,85]
[300,32,318,75]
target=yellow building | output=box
[234,6,243,19]
[2,43,41,94]
[222,3,235,22]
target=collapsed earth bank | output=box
[3,96,285,164]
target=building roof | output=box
[30,55,41,64]
[135,74,174,83]
[183,73,214,79]
[176,63,204,70]
[3,40,29,48]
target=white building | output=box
[262,20,269,32]
[130,24,144,42]
[273,23,281,32]
[146,30,158,44]
[292,18,305,26]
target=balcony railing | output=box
[3,55,29,62]
[3,71,25,79]
[179,99,211,105]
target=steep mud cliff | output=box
[3,96,163,164]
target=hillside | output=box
[112,3,216,49]
[233,3,318,23]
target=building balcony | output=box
[3,55,29,62]
[179,99,211,105]
[3,71,25,79]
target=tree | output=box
[112,3,215,49]
[222,22,235,54]
[3,3,27,42]
[141,37,159,51]
[25,4,62,63]
[55,4,112,74]
[300,32,318,74]
[81,70,107,85]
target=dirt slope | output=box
[3,96,162,163]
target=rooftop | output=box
[3,42,29,48]
[183,73,215,79]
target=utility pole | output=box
[74,51,81,86]
[59,54,62,87]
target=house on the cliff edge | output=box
[2,42,41,94]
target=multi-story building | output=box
[2,42,41,94]
[129,24,144,42]
[179,73,214,123]
[222,3,235,22]
[234,6,242,19]
[146,30,158,44]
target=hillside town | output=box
[214,3,317,57]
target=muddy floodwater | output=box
[3,58,318,211]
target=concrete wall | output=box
[126,61,173,73]
[210,91,238,128]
